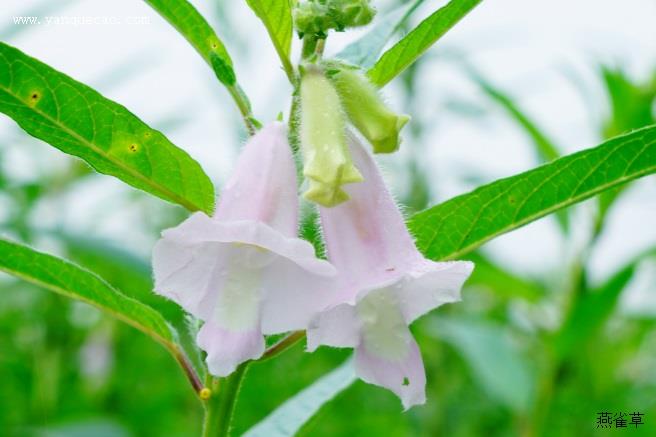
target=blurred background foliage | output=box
[1,0,656,436]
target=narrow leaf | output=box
[144,0,236,86]
[0,238,175,350]
[244,0,295,82]
[468,69,570,233]
[0,42,215,213]
[244,359,356,437]
[555,247,656,359]
[471,72,561,162]
[367,0,483,87]
[337,0,425,68]
[410,125,656,261]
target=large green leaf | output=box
[337,0,425,68]
[244,359,356,437]
[144,0,236,86]
[244,0,295,82]
[367,0,483,87]
[410,125,656,261]
[0,238,175,351]
[0,42,214,213]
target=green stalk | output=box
[202,364,249,437]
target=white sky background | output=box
[1,0,655,303]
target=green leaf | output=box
[601,65,656,139]
[244,0,295,82]
[0,42,215,214]
[470,71,561,163]
[410,125,656,261]
[367,0,483,87]
[554,247,656,359]
[337,0,425,68]
[144,0,236,86]
[0,238,175,351]
[244,359,356,437]
[428,317,534,412]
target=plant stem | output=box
[174,349,204,395]
[301,36,318,60]
[227,84,257,135]
[262,331,305,360]
[202,364,248,437]
[314,38,326,57]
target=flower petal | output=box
[355,336,426,410]
[215,121,298,236]
[154,215,336,335]
[197,321,265,376]
[306,302,360,351]
[319,132,422,293]
[260,262,335,334]
[152,238,227,317]
[161,215,335,276]
[397,260,474,324]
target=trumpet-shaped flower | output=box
[307,132,473,409]
[153,122,336,376]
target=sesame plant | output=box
[1,0,655,436]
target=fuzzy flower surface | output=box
[153,122,335,376]
[307,132,473,409]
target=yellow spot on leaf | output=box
[27,91,41,107]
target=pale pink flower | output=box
[307,132,473,409]
[153,122,335,376]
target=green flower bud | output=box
[300,66,363,207]
[330,0,376,29]
[293,0,376,37]
[329,65,410,154]
[293,2,331,38]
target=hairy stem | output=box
[202,364,248,437]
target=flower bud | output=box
[332,0,376,29]
[293,2,331,38]
[294,0,376,37]
[329,65,410,154]
[300,66,363,207]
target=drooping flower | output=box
[299,65,363,207]
[306,132,473,409]
[329,64,410,154]
[153,122,336,376]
